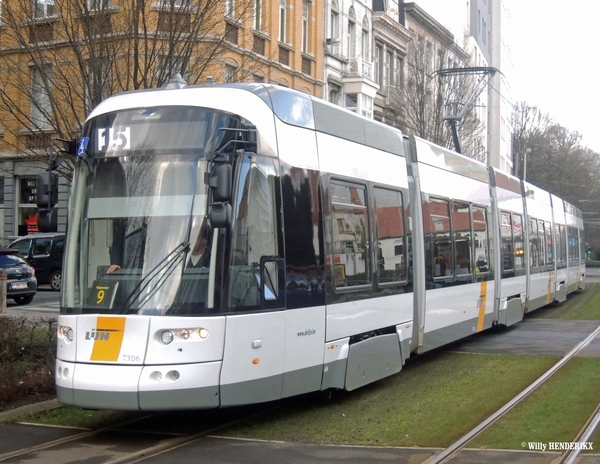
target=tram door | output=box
[219,154,288,406]
[220,259,286,406]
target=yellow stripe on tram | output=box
[90,316,126,362]
[477,281,487,332]
[546,271,554,305]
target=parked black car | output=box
[9,233,65,291]
[0,247,37,305]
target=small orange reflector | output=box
[252,358,259,365]
[330,344,335,350]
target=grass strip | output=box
[530,283,600,320]
[470,357,600,450]
[222,351,556,448]
[16,407,138,429]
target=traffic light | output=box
[36,171,58,208]
[37,171,59,232]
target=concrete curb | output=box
[0,398,62,422]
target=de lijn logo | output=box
[85,328,120,341]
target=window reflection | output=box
[330,182,370,288]
[373,187,406,284]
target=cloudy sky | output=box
[504,1,600,153]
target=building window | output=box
[253,34,265,55]
[328,82,341,105]
[225,22,238,44]
[395,56,403,89]
[374,44,382,85]
[302,56,311,75]
[30,65,52,130]
[278,46,289,66]
[361,94,373,118]
[224,64,236,83]
[87,0,110,10]
[329,1,339,40]
[362,29,370,61]
[383,50,391,87]
[253,0,262,30]
[347,15,356,57]
[0,178,4,206]
[253,74,264,83]
[345,93,357,112]
[279,0,286,43]
[18,178,40,235]
[301,0,309,53]
[34,0,54,18]
[225,0,235,18]
[361,17,370,60]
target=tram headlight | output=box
[57,325,74,342]
[160,330,175,345]
[159,328,209,344]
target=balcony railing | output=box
[343,56,374,81]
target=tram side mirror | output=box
[37,171,58,208]
[206,163,232,202]
[208,202,232,229]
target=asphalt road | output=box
[2,286,60,319]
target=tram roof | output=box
[88,83,406,158]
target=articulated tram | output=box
[55,83,585,410]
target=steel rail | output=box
[423,323,600,464]
[106,405,282,464]
[0,403,281,464]
[560,402,600,464]
[0,413,159,462]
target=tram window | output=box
[513,214,524,269]
[373,187,406,285]
[428,198,451,279]
[453,202,472,275]
[555,224,565,267]
[537,220,546,266]
[330,181,371,288]
[501,212,514,272]
[529,217,540,268]
[472,207,489,275]
[545,221,553,265]
[568,226,579,265]
[227,155,280,309]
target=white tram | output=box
[54,83,585,410]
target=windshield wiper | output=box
[119,241,190,314]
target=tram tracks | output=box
[425,323,600,464]
[0,403,281,464]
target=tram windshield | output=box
[61,106,240,316]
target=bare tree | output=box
[396,36,485,162]
[510,101,600,255]
[0,0,265,179]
